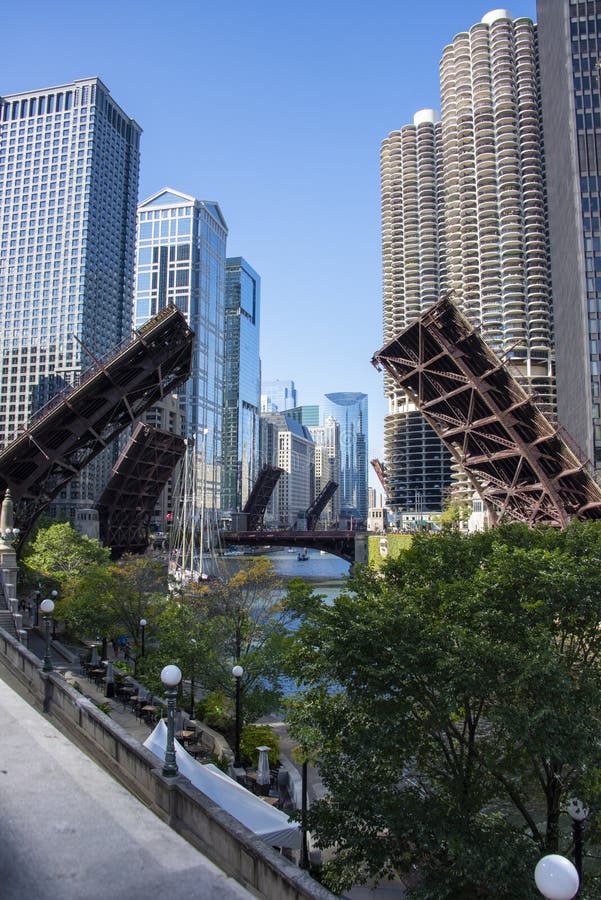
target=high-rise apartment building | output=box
[221,257,261,513]
[538,0,601,467]
[321,392,368,524]
[381,10,555,515]
[133,188,227,511]
[381,110,452,513]
[0,77,141,518]
[287,405,320,426]
[261,379,297,412]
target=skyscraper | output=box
[0,77,141,518]
[259,412,314,528]
[309,416,341,528]
[381,110,452,513]
[261,379,297,413]
[381,10,555,515]
[538,0,601,467]
[322,392,368,524]
[133,188,227,511]
[222,257,261,513]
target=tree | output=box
[57,556,166,650]
[21,522,110,588]
[285,523,601,898]
[180,557,299,721]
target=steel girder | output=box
[306,480,339,531]
[372,294,601,527]
[96,422,187,558]
[242,464,284,531]
[0,304,194,545]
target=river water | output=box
[242,547,350,604]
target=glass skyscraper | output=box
[222,257,261,513]
[261,379,297,412]
[322,392,368,523]
[0,77,141,518]
[133,188,227,511]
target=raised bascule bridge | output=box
[372,293,601,527]
[0,304,194,552]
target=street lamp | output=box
[232,664,243,769]
[299,750,310,869]
[535,854,580,900]
[40,597,55,672]
[189,638,197,718]
[161,664,182,778]
[51,589,58,638]
[139,618,147,657]
[567,797,589,893]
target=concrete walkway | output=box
[0,675,254,900]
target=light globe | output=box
[232,665,243,678]
[534,854,579,900]
[160,664,182,688]
[40,598,55,614]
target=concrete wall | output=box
[0,627,335,900]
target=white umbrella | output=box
[256,745,271,787]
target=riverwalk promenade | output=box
[0,672,254,900]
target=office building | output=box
[321,392,368,524]
[288,405,320,426]
[381,10,555,514]
[261,379,297,413]
[0,77,141,518]
[309,416,341,528]
[381,109,452,513]
[133,188,227,511]
[221,257,261,513]
[538,0,601,467]
[259,413,314,528]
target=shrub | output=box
[240,724,279,768]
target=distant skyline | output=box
[0,0,537,483]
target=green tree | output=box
[21,522,110,588]
[57,556,166,649]
[285,523,601,898]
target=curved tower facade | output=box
[381,10,556,518]
[381,110,452,513]
[440,10,554,404]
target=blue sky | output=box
[1,0,536,484]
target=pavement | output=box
[0,673,254,900]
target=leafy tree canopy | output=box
[21,522,110,586]
[285,522,601,898]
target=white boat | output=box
[297,549,309,561]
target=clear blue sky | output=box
[1,0,536,483]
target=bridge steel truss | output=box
[306,480,338,531]
[372,294,601,527]
[0,304,194,548]
[96,422,187,558]
[242,465,284,531]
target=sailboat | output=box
[168,433,220,585]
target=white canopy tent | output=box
[143,720,301,848]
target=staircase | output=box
[0,608,18,639]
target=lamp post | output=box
[535,854,580,900]
[567,798,588,894]
[161,664,182,778]
[33,589,41,627]
[299,752,310,869]
[139,618,147,657]
[232,664,243,768]
[40,597,55,672]
[189,638,197,718]
[51,589,58,638]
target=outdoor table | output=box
[175,730,195,744]
[141,705,157,725]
